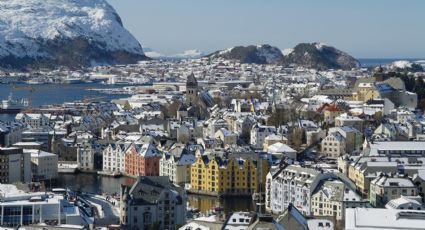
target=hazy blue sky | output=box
[107,0,425,58]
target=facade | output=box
[369,175,418,208]
[310,179,365,220]
[250,124,276,150]
[15,113,50,129]
[76,142,95,171]
[214,128,238,146]
[0,184,87,227]
[28,149,58,181]
[160,152,196,185]
[321,132,345,158]
[265,165,356,216]
[189,155,269,196]
[120,176,186,230]
[0,147,31,184]
[0,122,24,147]
[102,142,128,174]
[124,143,161,177]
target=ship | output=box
[0,93,29,114]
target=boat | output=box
[0,93,29,114]
[27,78,47,85]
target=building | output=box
[0,122,24,147]
[15,113,50,129]
[369,175,418,208]
[160,150,196,185]
[27,149,58,181]
[0,147,31,184]
[321,126,362,158]
[76,142,95,171]
[385,196,424,210]
[345,208,425,230]
[124,143,161,177]
[265,165,356,216]
[120,176,186,230]
[310,179,365,220]
[250,124,276,150]
[267,142,297,160]
[335,113,364,132]
[189,155,269,196]
[214,128,238,146]
[102,142,129,174]
[0,184,87,227]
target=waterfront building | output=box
[120,176,186,230]
[15,113,50,129]
[27,149,58,181]
[160,150,196,185]
[76,142,95,171]
[189,155,269,196]
[102,141,129,174]
[0,184,87,227]
[0,147,31,184]
[124,143,161,177]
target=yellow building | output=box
[353,82,381,102]
[189,155,269,196]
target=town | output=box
[1,56,425,230]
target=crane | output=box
[12,84,35,110]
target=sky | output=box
[107,0,425,58]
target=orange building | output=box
[124,143,161,177]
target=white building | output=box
[15,113,50,128]
[265,165,356,216]
[76,143,95,171]
[27,149,58,181]
[102,142,129,174]
[160,152,196,184]
[250,124,276,150]
[0,184,88,227]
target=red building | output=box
[124,143,161,177]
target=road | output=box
[86,196,120,226]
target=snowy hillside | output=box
[0,0,147,69]
[209,44,283,64]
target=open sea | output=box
[358,58,425,67]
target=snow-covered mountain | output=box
[208,44,284,64]
[0,0,148,69]
[281,43,359,70]
[383,60,423,72]
[144,48,205,60]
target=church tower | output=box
[186,73,199,106]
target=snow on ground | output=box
[282,48,294,56]
[391,60,413,69]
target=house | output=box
[214,128,238,146]
[120,176,186,230]
[265,165,356,216]
[160,145,196,185]
[102,141,129,174]
[250,124,276,150]
[369,175,418,208]
[190,155,269,196]
[124,143,161,177]
[267,142,297,160]
[27,149,58,181]
[0,147,31,183]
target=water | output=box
[0,83,130,122]
[358,58,425,67]
[56,173,255,215]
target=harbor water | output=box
[56,173,255,215]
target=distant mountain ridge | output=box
[0,0,148,70]
[208,44,284,64]
[208,42,360,70]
